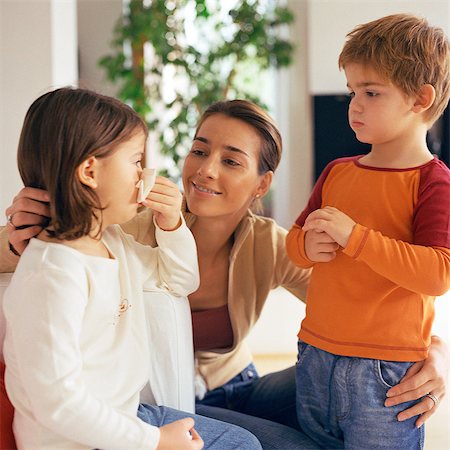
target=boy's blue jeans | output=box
[295,341,424,450]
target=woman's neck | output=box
[188,216,235,311]
[191,215,239,259]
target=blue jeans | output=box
[295,341,425,450]
[196,364,320,449]
[138,403,262,449]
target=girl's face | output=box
[95,130,146,228]
[182,113,271,220]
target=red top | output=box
[192,304,234,352]
[286,156,450,361]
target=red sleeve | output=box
[414,159,450,248]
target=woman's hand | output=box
[141,176,182,231]
[385,335,448,427]
[5,187,50,255]
[157,418,203,450]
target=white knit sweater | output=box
[3,220,199,450]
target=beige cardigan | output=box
[0,207,310,390]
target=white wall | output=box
[272,0,313,229]
[247,288,305,355]
[0,0,78,224]
[308,0,450,95]
[77,0,121,96]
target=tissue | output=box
[136,168,157,203]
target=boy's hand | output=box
[5,187,50,255]
[157,418,203,450]
[302,206,356,248]
[304,229,340,262]
[141,176,182,231]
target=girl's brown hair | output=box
[339,14,450,125]
[18,87,148,240]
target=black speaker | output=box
[313,95,450,181]
[427,106,450,168]
[313,94,370,181]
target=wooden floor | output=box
[253,353,450,450]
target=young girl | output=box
[2,87,261,450]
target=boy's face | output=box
[344,63,418,147]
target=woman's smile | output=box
[192,181,222,196]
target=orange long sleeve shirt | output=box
[286,156,450,362]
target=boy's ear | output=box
[412,84,436,113]
[77,156,98,189]
[255,170,273,198]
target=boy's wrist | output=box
[341,224,368,258]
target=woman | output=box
[1,100,448,448]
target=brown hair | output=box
[195,100,282,176]
[339,13,450,125]
[18,87,148,240]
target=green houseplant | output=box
[99,0,295,176]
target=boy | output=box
[286,14,450,450]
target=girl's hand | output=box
[5,187,50,255]
[385,336,448,427]
[157,418,203,450]
[141,176,182,231]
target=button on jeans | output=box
[295,341,424,450]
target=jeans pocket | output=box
[296,339,311,365]
[376,360,413,388]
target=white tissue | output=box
[136,167,157,203]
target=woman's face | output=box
[182,113,270,220]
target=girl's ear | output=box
[412,84,436,114]
[77,156,98,189]
[255,170,273,199]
